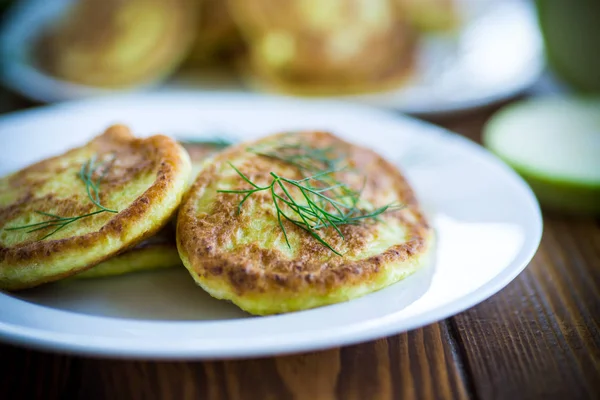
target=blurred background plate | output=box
[0,0,543,115]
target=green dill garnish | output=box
[5,155,118,240]
[218,140,401,255]
[249,142,341,172]
[248,141,361,208]
[178,135,237,148]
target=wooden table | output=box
[0,90,598,400]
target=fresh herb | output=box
[178,135,237,148]
[78,155,117,213]
[249,142,341,172]
[218,141,401,255]
[248,142,361,207]
[5,155,118,240]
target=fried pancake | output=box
[73,223,181,279]
[75,140,229,279]
[36,0,200,88]
[229,0,416,96]
[0,125,191,290]
[177,131,433,315]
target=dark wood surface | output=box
[0,91,598,400]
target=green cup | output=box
[535,0,600,93]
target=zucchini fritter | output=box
[75,140,229,279]
[177,131,432,315]
[0,125,191,290]
[36,0,200,88]
[229,0,416,96]
[73,224,181,279]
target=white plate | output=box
[0,0,543,115]
[0,93,542,359]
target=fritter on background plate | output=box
[36,0,200,88]
[228,0,417,96]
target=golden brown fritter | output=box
[74,140,230,279]
[36,0,200,88]
[0,125,191,290]
[177,131,433,315]
[229,0,417,96]
[73,221,181,279]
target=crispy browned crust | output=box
[177,131,431,298]
[73,140,226,279]
[0,125,191,290]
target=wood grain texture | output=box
[430,103,600,399]
[0,323,469,400]
[451,216,600,400]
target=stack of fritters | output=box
[0,126,433,315]
[35,0,458,96]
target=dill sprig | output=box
[250,143,341,172]
[249,142,361,208]
[79,155,117,213]
[218,137,403,256]
[218,163,397,256]
[5,155,118,240]
[178,135,237,148]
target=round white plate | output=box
[0,0,543,115]
[0,93,542,359]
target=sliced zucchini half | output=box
[484,97,600,215]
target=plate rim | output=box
[0,93,543,359]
